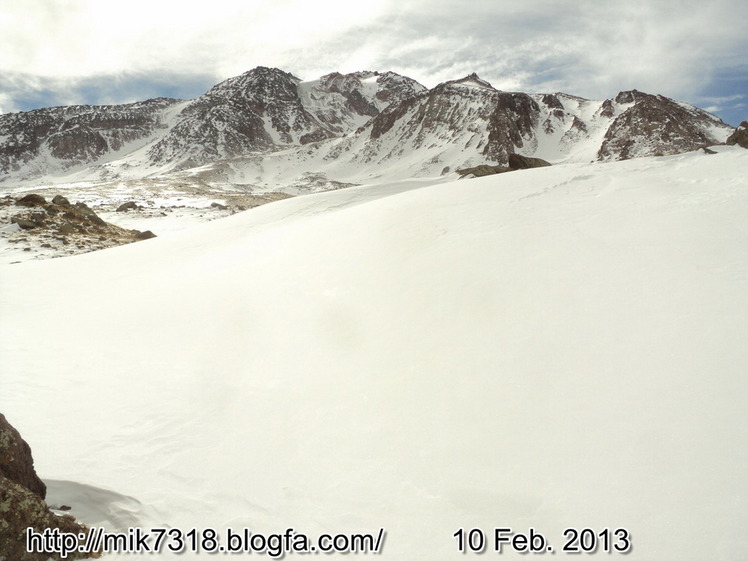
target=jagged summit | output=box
[598,89,730,160]
[445,73,496,90]
[208,66,302,95]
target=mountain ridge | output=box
[0,66,735,190]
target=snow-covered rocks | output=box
[1,193,157,262]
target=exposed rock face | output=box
[0,414,46,498]
[0,97,181,179]
[507,153,552,169]
[116,201,140,212]
[597,90,728,160]
[725,121,748,148]
[0,415,97,561]
[146,67,320,168]
[455,164,511,178]
[0,478,99,561]
[484,92,542,163]
[145,67,427,169]
[357,75,544,169]
[456,154,551,178]
[298,70,426,136]
[15,194,48,208]
[323,76,732,177]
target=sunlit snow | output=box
[1,148,746,560]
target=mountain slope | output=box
[597,89,732,160]
[144,67,331,169]
[0,97,182,180]
[2,148,746,560]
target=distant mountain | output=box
[313,77,733,177]
[0,97,181,178]
[597,90,733,160]
[0,66,735,189]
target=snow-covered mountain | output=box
[0,67,734,189]
[2,147,746,560]
[0,97,182,179]
[144,67,428,170]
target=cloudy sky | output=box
[1,0,746,125]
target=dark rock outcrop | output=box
[0,414,46,498]
[0,97,181,178]
[598,91,728,160]
[456,154,551,178]
[0,478,99,561]
[0,415,98,560]
[15,194,47,207]
[456,164,511,178]
[116,201,139,212]
[725,121,748,148]
[134,230,156,240]
[11,217,39,230]
[507,153,552,169]
[6,195,157,256]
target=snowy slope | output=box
[1,148,747,560]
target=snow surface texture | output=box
[1,148,747,560]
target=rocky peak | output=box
[146,66,329,166]
[372,71,427,104]
[440,73,496,91]
[307,71,381,122]
[297,70,426,136]
[363,77,540,168]
[599,90,732,160]
[615,89,641,104]
[206,66,301,103]
[317,71,373,95]
[725,121,748,148]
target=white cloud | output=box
[0,0,392,78]
[1,0,746,117]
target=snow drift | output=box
[1,147,747,560]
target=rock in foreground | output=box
[0,414,99,560]
[1,194,156,262]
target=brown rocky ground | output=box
[1,193,156,264]
[726,121,748,148]
[1,181,292,263]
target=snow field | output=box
[1,148,747,560]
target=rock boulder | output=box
[725,121,748,148]
[0,413,46,498]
